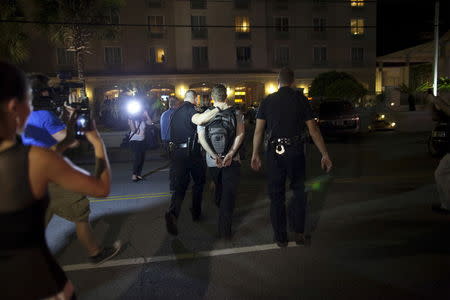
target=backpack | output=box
[205,107,237,156]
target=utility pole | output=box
[433,0,440,96]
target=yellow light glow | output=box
[235,99,243,103]
[380,114,385,120]
[226,87,234,98]
[391,122,396,127]
[176,85,188,99]
[235,91,246,96]
[351,0,364,7]
[390,102,395,106]
[265,82,277,95]
[351,19,364,35]
[235,16,250,33]
[156,48,165,63]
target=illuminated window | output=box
[150,48,166,64]
[148,16,165,38]
[235,16,250,33]
[351,0,364,7]
[350,19,364,35]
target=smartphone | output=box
[75,111,92,139]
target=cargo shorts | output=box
[45,183,91,225]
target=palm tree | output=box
[33,0,123,96]
[0,1,29,64]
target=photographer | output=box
[428,90,450,214]
[0,62,111,299]
[127,100,153,182]
[22,74,121,264]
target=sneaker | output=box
[89,241,122,265]
[165,212,178,236]
[293,233,306,245]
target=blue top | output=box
[160,108,176,141]
[22,110,66,148]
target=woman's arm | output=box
[29,128,111,199]
[144,111,153,125]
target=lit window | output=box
[235,16,250,33]
[351,0,364,7]
[150,48,166,64]
[350,19,364,35]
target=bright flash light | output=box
[391,122,396,127]
[127,100,142,115]
[390,102,395,106]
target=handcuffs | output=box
[273,138,292,156]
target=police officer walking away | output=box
[165,90,220,235]
[251,67,333,247]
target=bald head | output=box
[184,90,197,104]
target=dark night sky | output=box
[377,0,450,56]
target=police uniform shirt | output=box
[170,101,198,144]
[257,87,313,138]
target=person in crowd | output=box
[160,96,181,190]
[0,61,112,299]
[164,90,220,235]
[428,91,450,214]
[160,96,181,155]
[128,103,153,182]
[197,84,245,240]
[22,74,121,264]
[251,67,333,247]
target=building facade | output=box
[18,0,377,108]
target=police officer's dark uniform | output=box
[165,101,206,235]
[256,87,313,244]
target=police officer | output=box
[251,67,333,247]
[165,90,220,235]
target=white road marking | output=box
[62,242,299,272]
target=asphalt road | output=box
[46,131,450,300]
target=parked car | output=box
[428,121,449,157]
[317,100,361,136]
[372,113,397,131]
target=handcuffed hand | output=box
[222,151,234,167]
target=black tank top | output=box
[0,138,68,299]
